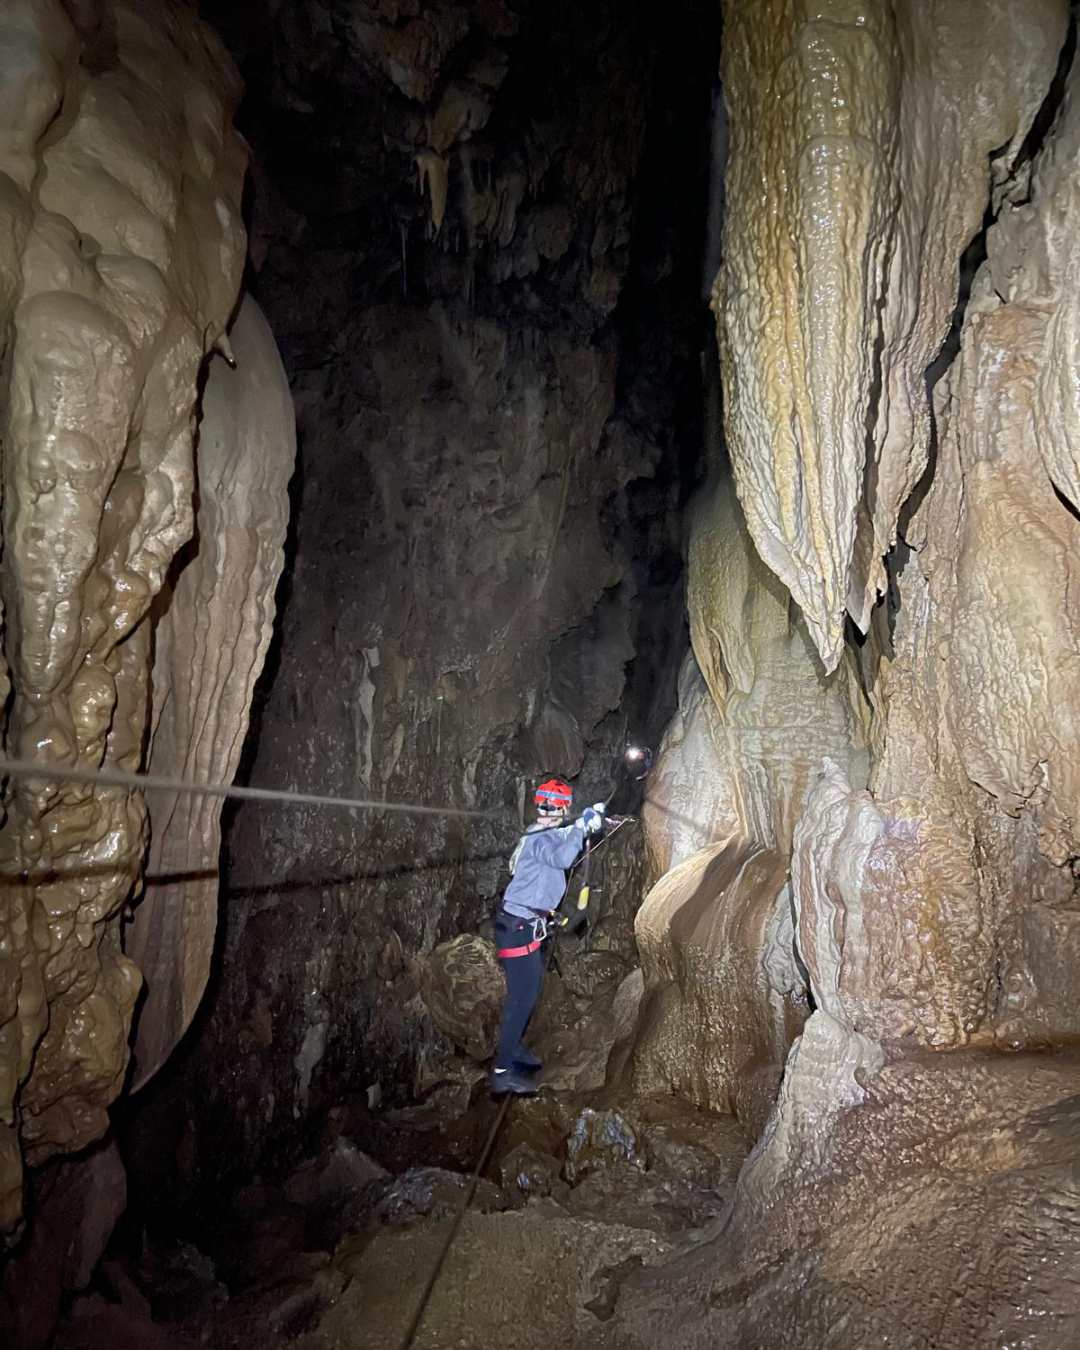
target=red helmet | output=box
[534,777,573,815]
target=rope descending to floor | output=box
[399,1092,513,1350]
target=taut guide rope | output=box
[0,755,495,821]
[398,1092,513,1350]
[0,753,638,1344]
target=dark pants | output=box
[494,913,545,1070]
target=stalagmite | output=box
[0,1,247,1236]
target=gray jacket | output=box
[501,822,583,920]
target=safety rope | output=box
[396,823,637,1347]
[568,814,632,875]
[0,755,496,821]
[399,1092,512,1350]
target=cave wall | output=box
[616,0,1080,1343]
[126,293,296,1092]
[0,0,253,1240]
[634,0,1074,1127]
[129,0,717,1198]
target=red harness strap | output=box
[497,939,542,959]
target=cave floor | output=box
[54,1079,748,1350]
[54,1044,1080,1350]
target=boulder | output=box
[369,1167,503,1227]
[417,935,503,1060]
[285,1139,387,1210]
[564,1108,645,1185]
[283,1139,388,1249]
[497,1144,563,1205]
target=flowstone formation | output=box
[0,0,274,1248]
[127,294,295,1091]
[617,1,1080,1344]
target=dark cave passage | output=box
[98,0,727,1339]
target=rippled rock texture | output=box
[718,0,1066,671]
[625,1,1080,1345]
[611,1044,1080,1350]
[0,0,278,1244]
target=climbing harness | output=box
[497,913,548,958]
[399,759,651,1347]
[0,755,495,821]
[495,936,542,958]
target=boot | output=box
[514,1046,542,1071]
[489,1066,539,1096]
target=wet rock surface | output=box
[368,1166,504,1227]
[564,1108,645,1185]
[497,1143,564,1206]
[131,0,717,1209]
[128,294,296,1091]
[0,0,249,1240]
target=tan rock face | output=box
[644,0,1074,1099]
[632,470,864,1127]
[631,841,806,1135]
[624,1,1080,1343]
[717,0,1067,669]
[127,295,295,1089]
[717,0,900,671]
[609,1046,1080,1350]
[851,0,1068,630]
[803,50,1080,1057]
[0,1,247,1235]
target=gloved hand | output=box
[576,804,605,835]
